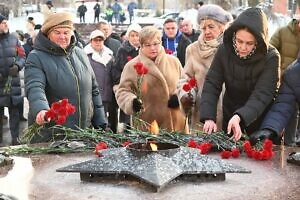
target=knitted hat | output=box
[126,23,142,37]
[41,12,74,35]
[0,14,7,23]
[197,4,233,25]
[89,30,105,40]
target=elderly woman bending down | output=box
[116,26,188,133]
[25,12,107,143]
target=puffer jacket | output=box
[25,31,107,130]
[270,19,300,76]
[200,8,280,133]
[0,32,25,107]
[261,58,300,135]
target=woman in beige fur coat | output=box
[178,4,233,131]
[116,26,188,133]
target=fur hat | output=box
[126,23,142,37]
[0,14,7,23]
[41,12,74,35]
[197,4,233,25]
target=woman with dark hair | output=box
[200,8,280,141]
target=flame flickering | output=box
[150,143,158,151]
[149,120,159,135]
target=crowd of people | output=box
[0,0,299,148]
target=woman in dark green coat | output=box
[200,8,280,141]
[25,12,107,143]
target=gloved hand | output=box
[132,98,143,113]
[180,93,194,112]
[9,65,19,76]
[168,94,179,108]
[249,129,276,145]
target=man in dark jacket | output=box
[77,1,87,23]
[94,0,101,23]
[181,19,200,42]
[250,57,300,146]
[162,18,191,67]
[0,14,25,145]
[200,8,280,141]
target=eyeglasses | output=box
[92,38,104,42]
[143,42,161,49]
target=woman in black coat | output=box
[199,8,280,141]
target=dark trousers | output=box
[79,14,85,23]
[103,97,118,133]
[284,105,299,145]
[0,106,20,140]
[94,14,100,23]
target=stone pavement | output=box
[3,145,298,200]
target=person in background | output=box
[94,0,101,23]
[162,18,191,67]
[26,17,35,38]
[96,20,121,133]
[181,19,200,42]
[112,0,122,24]
[0,14,25,145]
[269,15,300,146]
[196,1,204,10]
[249,54,300,146]
[199,8,280,142]
[105,5,113,24]
[84,30,114,130]
[127,1,137,24]
[25,12,107,143]
[41,0,54,21]
[116,26,188,134]
[178,4,232,131]
[77,1,88,23]
[112,23,141,132]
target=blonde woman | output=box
[116,26,188,133]
[178,4,232,130]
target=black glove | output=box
[249,129,276,145]
[180,94,194,112]
[132,98,143,113]
[9,65,19,76]
[168,94,180,108]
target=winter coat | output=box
[116,46,188,133]
[178,34,223,130]
[25,31,107,131]
[261,58,300,136]
[0,32,25,107]
[112,40,139,86]
[77,5,87,15]
[270,19,300,76]
[199,8,280,134]
[104,36,121,57]
[162,31,191,67]
[84,44,114,103]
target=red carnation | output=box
[127,56,133,61]
[122,141,131,147]
[220,150,232,159]
[231,148,240,158]
[187,139,198,148]
[188,77,197,88]
[183,84,191,92]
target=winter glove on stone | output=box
[132,98,143,113]
[168,94,180,108]
[249,129,276,145]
